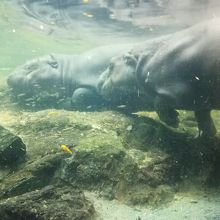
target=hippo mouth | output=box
[97,76,115,102]
[7,71,30,94]
[97,77,138,105]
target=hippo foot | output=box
[194,110,217,138]
[158,109,180,128]
[71,87,105,110]
[196,127,217,139]
[154,96,179,128]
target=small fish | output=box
[59,144,75,156]
[25,98,34,102]
[17,93,26,97]
[117,105,126,109]
[83,12,94,18]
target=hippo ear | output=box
[123,53,138,66]
[48,54,58,69]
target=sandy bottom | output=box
[85,192,220,220]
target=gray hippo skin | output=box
[7,45,133,109]
[97,52,155,111]
[98,20,220,137]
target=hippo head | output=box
[7,54,62,96]
[97,52,140,104]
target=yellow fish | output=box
[60,144,74,155]
[83,0,89,3]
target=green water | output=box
[1,2,220,219]
[0,1,94,77]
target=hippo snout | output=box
[7,74,18,88]
[7,72,28,93]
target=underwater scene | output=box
[1,0,220,219]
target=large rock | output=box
[0,125,26,166]
[0,185,95,220]
[1,109,220,209]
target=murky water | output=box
[1,1,220,220]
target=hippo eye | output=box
[123,54,137,66]
[48,61,58,69]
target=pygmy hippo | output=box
[7,45,133,109]
[98,20,220,137]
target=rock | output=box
[60,146,127,189]
[59,143,175,205]
[122,114,220,186]
[1,154,64,198]
[128,185,174,207]
[0,185,95,220]
[0,125,26,167]
[1,109,220,208]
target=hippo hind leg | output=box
[154,95,179,128]
[194,110,217,137]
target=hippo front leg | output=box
[194,110,217,137]
[154,95,179,128]
[71,87,106,110]
[71,87,97,109]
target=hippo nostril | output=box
[7,73,26,90]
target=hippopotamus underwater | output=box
[98,20,220,137]
[7,44,141,110]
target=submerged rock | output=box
[0,125,26,167]
[59,143,175,206]
[0,185,95,220]
[0,108,220,209]
[1,154,64,198]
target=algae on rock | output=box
[0,108,220,212]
